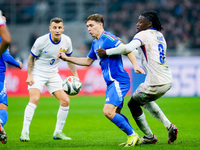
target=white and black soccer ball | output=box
[62,76,82,96]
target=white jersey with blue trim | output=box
[31,33,73,74]
[133,28,172,85]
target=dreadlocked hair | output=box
[141,11,163,31]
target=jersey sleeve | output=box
[88,42,97,60]
[133,31,146,46]
[2,50,20,67]
[64,36,73,56]
[30,38,42,57]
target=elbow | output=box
[3,36,11,46]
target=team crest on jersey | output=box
[60,48,65,52]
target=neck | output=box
[96,29,104,40]
[51,34,60,43]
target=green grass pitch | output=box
[2,96,200,150]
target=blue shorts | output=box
[0,73,7,106]
[105,80,130,109]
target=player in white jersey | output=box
[0,11,11,55]
[20,17,79,142]
[97,11,178,144]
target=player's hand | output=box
[96,48,107,58]
[57,52,67,60]
[26,75,35,85]
[17,60,23,69]
[134,66,146,74]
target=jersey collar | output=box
[49,33,61,45]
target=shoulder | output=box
[35,34,49,43]
[102,31,118,41]
[61,34,72,42]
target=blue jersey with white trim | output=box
[88,31,130,85]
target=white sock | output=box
[144,101,171,130]
[134,112,153,138]
[53,105,69,135]
[22,102,37,134]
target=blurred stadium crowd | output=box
[0,0,199,62]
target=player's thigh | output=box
[28,73,47,93]
[53,90,70,107]
[46,73,63,95]
[132,83,172,104]
[105,81,129,109]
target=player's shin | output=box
[22,102,37,134]
[111,113,135,136]
[53,105,69,135]
[144,101,171,129]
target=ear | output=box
[147,21,153,28]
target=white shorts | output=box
[132,82,172,105]
[28,72,63,94]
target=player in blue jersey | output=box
[0,11,11,56]
[0,11,23,145]
[58,14,145,147]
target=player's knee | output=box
[103,108,114,119]
[60,98,70,107]
[30,97,40,105]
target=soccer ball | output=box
[62,76,82,96]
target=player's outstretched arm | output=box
[97,40,141,57]
[127,52,145,74]
[58,52,94,66]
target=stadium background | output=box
[1,0,200,97]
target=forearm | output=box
[106,40,141,56]
[64,57,91,66]
[27,54,35,75]
[67,61,78,77]
[127,52,139,69]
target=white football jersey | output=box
[133,28,172,85]
[0,11,5,26]
[31,33,73,74]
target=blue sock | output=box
[0,109,8,126]
[121,114,132,127]
[111,113,134,136]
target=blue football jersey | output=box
[88,31,130,85]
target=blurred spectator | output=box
[76,44,89,57]
[34,0,49,23]
[28,32,39,49]
[1,0,200,56]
